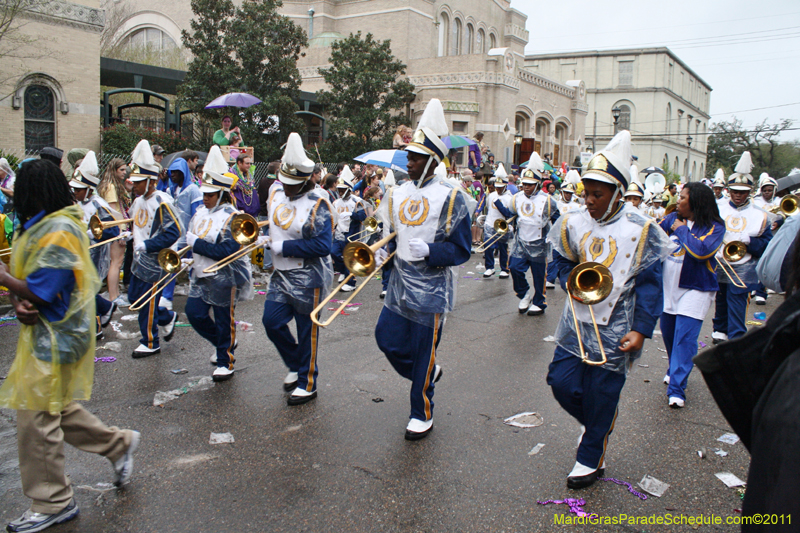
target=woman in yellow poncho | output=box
[0,160,140,533]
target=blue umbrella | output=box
[205,92,262,109]
[354,149,408,172]
[442,135,477,149]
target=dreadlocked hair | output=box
[15,160,74,230]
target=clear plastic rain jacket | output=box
[507,190,560,262]
[376,174,472,328]
[79,193,118,280]
[130,190,182,283]
[547,202,676,373]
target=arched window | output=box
[124,27,177,52]
[477,29,485,54]
[618,104,631,131]
[674,157,679,174]
[452,18,462,56]
[489,33,497,49]
[466,23,474,54]
[438,13,449,57]
[700,163,704,179]
[692,161,697,180]
[663,154,669,168]
[666,104,671,134]
[24,85,55,153]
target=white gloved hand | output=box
[272,240,284,256]
[338,212,352,224]
[408,238,430,259]
[134,241,147,253]
[120,230,132,241]
[181,258,192,268]
[86,229,95,241]
[256,235,271,249]
[375,247,389,269]
[186,232,198,247]
[737,234,751,245]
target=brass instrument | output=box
[663,203,677,217]
[347,217,379,242]
[311,232,397,328]
[475,217,516,253]
[202,213,269,274]
[566,262,614,366]
[88,233,127,249]
[766,194,799,217]
[714,240,748,289]
[129,245,192,311]
[89,214,133,240]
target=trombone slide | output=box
[202,240,261,274]
[129,260,193,312]
[88,233,126,249]
[475,216,515,253]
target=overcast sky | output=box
[515,0,800,141]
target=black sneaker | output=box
[6,499,79,532]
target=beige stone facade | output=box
[0,1,104,159]
[525,48,711,181]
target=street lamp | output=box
[686,135,693,181]
[612,107,621,134]
[513,133,523,165]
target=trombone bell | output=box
[230,213,268,245]
[722,241,747,263]
[347,217,380,242]
[566,262,614,366]
[158,245,191,274]
[781,194,799,216]
[89,214,133,240]
[343,242,377,277]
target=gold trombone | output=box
[88,233,128,249]
[347,217,379,242]
[201,213,269,274]
[475,217,516,253]
[129,245,192,311]
[311,232,396,328]
[89,214,133,240]
[566,262,614,366]
[766,194,799,217]
[715,241,748,289]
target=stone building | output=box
[525,47,711,181]
[0,1,104,157]
[111,0,588,168]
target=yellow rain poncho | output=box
[0,205,100,414]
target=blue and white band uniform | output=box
[262,185,333,394]
[185,203,253,370]
[483,188,514,272]
[78,195,118,281]
[374,173,472,422]
[508,189,560,309]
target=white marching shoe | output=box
[483,268,495,278]
[518,291,533,313]
[527,303,544,316]
[405,418,433,441]
[546,281,556,289]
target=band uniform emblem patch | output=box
[725,215,747,233]
[273,203,296,230]
[398,197,430,226]
[134,208,149,228]
[520,201,535,217]
[580,233,618,267]
[193,218,213,239]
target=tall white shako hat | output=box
[629,163,639,183]
[129,139,160,183]
[712,168,726,188]
[728,151,754,191]
[521,152,545,184]
[69,150,100,189]
[199,145,234,193]
[405,98,449,181]
[279,132,315,186]
[338,165,355,190]
[758,172,778,192]
[583,130,632,193]
[494,163,508,185]
[562,168,581,192]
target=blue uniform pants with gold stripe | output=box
[262,294,320,393]
[547,346,626,469]
[712,282,750,340]
[186,293,236,369]
[128,275,175,350]
[375,307,443,422]
[509,256,547,309]
[484,237,509,272]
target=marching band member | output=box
[509,152,560,316]
[69,151,122,339]
[751,174,780,305]
[374,98,471,440]
[711,152,773,344]
[161,155,203,311]
[331,166,362,293]
[546,171,583,289]
[647,194,666,221]
[482,163,513,278]
[261,133,333,405]
[545,131,674,489]
[659,183,725,407]
[623,182,648,215]
[0,160,140,533]
[712,169,728,208]
[127,140,181,358]
[184,165,252,382]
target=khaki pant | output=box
[17,402,134,514]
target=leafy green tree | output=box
[179,0,307,161]
[317,32,415,161]
[706,118,797,179]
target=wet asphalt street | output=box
[0,261,764,532]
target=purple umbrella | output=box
[205,92,262,109]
